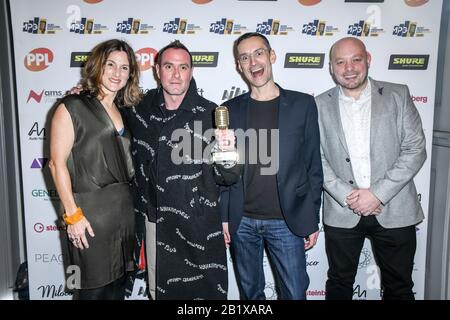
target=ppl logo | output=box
[347,20,384,37]
[302,20,339,36]
[22,17,62,34]
[24,48,53,72]
[135,48,157,71]
[163,18,199,34]
[31,157,48,169]
[27,89,64,103]
[116,18,155,34]
[404,0,429,7]
[70,18,108,34]
[256,19,292,35]
[393,21,431,37]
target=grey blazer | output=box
[315,78,426,229]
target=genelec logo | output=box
[27,89,63,103]
[209,18,248,35]
[22,17,62,34]
[191,52,219,67]
[302,20,339,36]
[348,20,384,37]
[222,86,247,101]
[393,21,431,37]
[31,189,59,201]
[69,18,108,34]
[24,48,53,72]
[388,55,429,70]
[31,157,48,169]
[70,52,91,68]
[163,18,199,34]
[28,122,46,141]
[136,48,157,71]
[116,18,155,34]
[256,19,293,35]
[284,53,325,69]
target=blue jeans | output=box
[231,216,309,300]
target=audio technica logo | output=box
[209,18,248,35]
[24,48,53,72]
[116,18,155,34]
[348,20,384,37]
[136,48,158,71]
[70,52,91,68]
[31,158,48,169]
[69,18,108,34]
[388,55,429,70]
[28,122,46,141]
[284,53,325,69]
[27,89,64,103]
[302,20,339,36]
[22,17,62,34]
[222,86,248,101]
[393,21,431,37]
[163,18,200,34]
[256,19,293,35]
[31,188,59,201]
[191,52,219,67]
[302,20,337,36]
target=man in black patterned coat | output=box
[124,40,238,300]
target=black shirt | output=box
[244,97,283,220]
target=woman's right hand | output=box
[66,83,83,96]
[67,218,95,250]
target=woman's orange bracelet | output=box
[63,207,85,225]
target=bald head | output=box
[328,37,371,99]
[330,37,368,61]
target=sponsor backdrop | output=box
[9,0,441,300]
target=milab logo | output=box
[388,54,429,70]
[191,52,219,68]
[209,18,248,35]
[31,157,48,169]
[284,53,325,69]
[404,0,429,7]
[163,18,200,34]
[348,20,384,37]
[27,89,64,103]
[256,19,293,35]
[116,18,155,34]
[136,48,157,71]
[69,18,108,34]
[302,20,339,36]
[22,17,62,34]
[24,48,53,72]
[393,21,431,37]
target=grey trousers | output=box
[145,219,156,300]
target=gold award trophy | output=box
[212,106,239,164]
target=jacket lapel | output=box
[327,87,350,156]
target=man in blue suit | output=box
[220,32,323,300]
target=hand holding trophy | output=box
[212,106,239,166]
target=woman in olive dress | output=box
[49,39,141,300]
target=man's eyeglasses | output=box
[238,48,270,64]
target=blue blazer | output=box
[220,85,323,237]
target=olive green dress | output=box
[62,93,135,289]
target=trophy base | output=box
[212,151,239,163]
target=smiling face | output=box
[156,48,193,98]
[236,36,276,91]
[100,50,130,95]
[330,37,371,98]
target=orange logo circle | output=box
[136,48,157,71]
[404,0,429,6]
[24,48,54,72]
[298,0,321,6]
[192,0,213,4]
[83,0,103,4]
